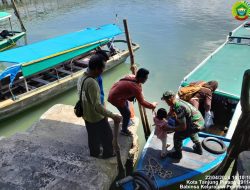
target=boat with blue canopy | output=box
[0,23,139,120]
[117,22,249,190]
[0,11,26,51]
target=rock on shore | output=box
[0,104,139,190]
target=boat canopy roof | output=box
[0,24,122,65]
[183,42,249,100]
[0,24,122,84]
[0,12,11,21]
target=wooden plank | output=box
[31,78,49,85]
[57,68,72,75]
[18,83,36,90]
[74,59,89,68]
[71,65,84,70]
[45,73,58,79]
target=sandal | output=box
[102,152,116,159]
[120,130,133,136]
[160,152,167,159]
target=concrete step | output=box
[0,132,88,166]
[0,104,139,190]
[0,151,106,189]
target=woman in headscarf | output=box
[189,81,218,128]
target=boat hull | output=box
[119,23,249,190]
[0,46,139,120]
[134,131,230,189]
[160,167,218,190]
[0,32,26,51]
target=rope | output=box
[136,157,173,189]
[144,157,173,179]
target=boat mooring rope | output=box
[144,157,173,179]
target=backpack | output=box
[178,81,206,101]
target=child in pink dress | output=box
[153,108,174,158]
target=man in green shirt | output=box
[77,54,122,159]
[161,91,204,159]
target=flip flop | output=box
[160,152,167,159]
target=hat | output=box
[161,90,175,100]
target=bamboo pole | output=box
[138,104,149,137]
[123,19,151,140]
[143,107,151,135]
[123,20,134,68]
[11,0,26,32]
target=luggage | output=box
[178,81,206,101]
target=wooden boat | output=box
[118,22,250,190]
[0,24,139,120]
[0,12,26,51]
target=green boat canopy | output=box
[0,12,11,21]
[0,24,122,83]
[183,24,250,100]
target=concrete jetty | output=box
[0,104,139,189]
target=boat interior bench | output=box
[31,78,49,85]
[71,64,84,70]
[73,59,89,68]
[0,85,20,100]
[18,83,36,91]
[45,73,59,79]
[57,68,72,75]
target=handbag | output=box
[74,76,91,117]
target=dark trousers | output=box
[174,130,200,152]
[117,101,131,132]
[85,118,113,157]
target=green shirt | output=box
[172,99,204,130]
[77,74,115,123]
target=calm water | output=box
[0,0,240,149]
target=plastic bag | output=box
[205,111,214,128]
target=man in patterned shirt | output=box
[161,91,204,159]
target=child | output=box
[153,108,174,158]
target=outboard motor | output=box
[0,30,12,38]
[116,171,157,190]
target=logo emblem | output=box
[232,1,250,20]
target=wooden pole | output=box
[143,107,151,135]
[138,104,149,138]
[123,19,151,139]
[113,122,126,179]
[123,19,135,68]
[11,0,26,32]
[24,78,29,92]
